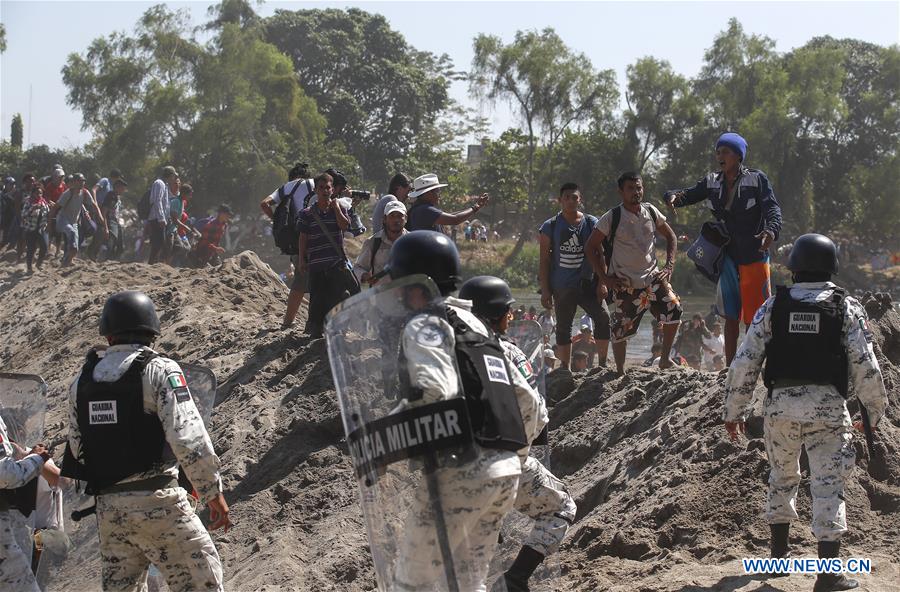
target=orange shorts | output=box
[716,256,771,324]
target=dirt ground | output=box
[0,252,897,591]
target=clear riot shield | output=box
[490,322,561,592]
[0,373,48,451]
[0,373,48,572]
[507,321,548,465]
[43,362,217,592]
[326,275,483,592]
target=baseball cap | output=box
[383,200,407,217]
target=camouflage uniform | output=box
[500,338,576,556]
[394,297,546,591]
[66,344,224,591]
[723,283,888,541]
[0,415,44,592]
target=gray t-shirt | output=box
[370,194,398,235]
[56,188,91,227]
[596,203,666,289]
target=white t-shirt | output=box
[596,203,666,289]
[269,178,316,210]
[703,334,725,370]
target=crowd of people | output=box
[0,165,235,271]
[0,132,891,592]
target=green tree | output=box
[624,57,699,172]
[10,114,23,150]
[0,23,6,53]
[62,2,332,214]
[264,8,455,186]
[470,28,618,261]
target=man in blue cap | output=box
[664,132,782,365]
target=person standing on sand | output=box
[61,291,230,591]
[385,232,544,591]
[722,234,887,592]
[586,171,682,374]
[539,182,611,371]
[459,275,575,592]
[664,132,782,366]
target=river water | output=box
[510,289,718,366]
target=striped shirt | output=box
[297,204,349,272]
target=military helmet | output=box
[788,233,838,275]
[459,276,515,321]
[99,291,161,337]
[387,231,461,295]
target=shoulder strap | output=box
[301,179,315,209]
[309,206,349,262]
[548,213,560,263]
[609,205,622,242]
[133,348,160,371]
[644,203,658,226]
[370,236,383,273]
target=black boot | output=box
[503,546,545,592]
[813,541,859,592]
[768,523,790,578]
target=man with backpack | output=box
[260,163,316,329]
[538,182,610,371]
[586,172,682,374]
[297,173,353,339]
[142,166,179,264]
[354,200,407,288]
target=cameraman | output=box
[323,168,367,237]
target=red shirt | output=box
[44,180,67,204]
[195,218,227,263]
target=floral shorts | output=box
[611,272,683,343]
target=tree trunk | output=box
[503,221,531,267]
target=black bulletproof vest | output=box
[0,472,38,517]
[446,308,528,452]
[63,349,170,493]
[763,286,849,397]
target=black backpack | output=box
[272,179,313,255]
[137,188,153,221]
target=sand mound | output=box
[1,255,897,591]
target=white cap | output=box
[383,200,407,217]
[544,348,558,360]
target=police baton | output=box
[71,504,96,522]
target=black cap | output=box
[387,231,461,296]
[788,233,838,275]
[99,291,161,337]
[218,204,234,215]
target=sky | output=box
[1,0,898,150]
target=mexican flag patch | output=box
[168,373,188,389]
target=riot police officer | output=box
[387,232,547,591]
[1,420,50,592]
[459,276,576,592]
[722,234,888,592]
[62,291,231,591]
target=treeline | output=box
[1,0,897,254]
